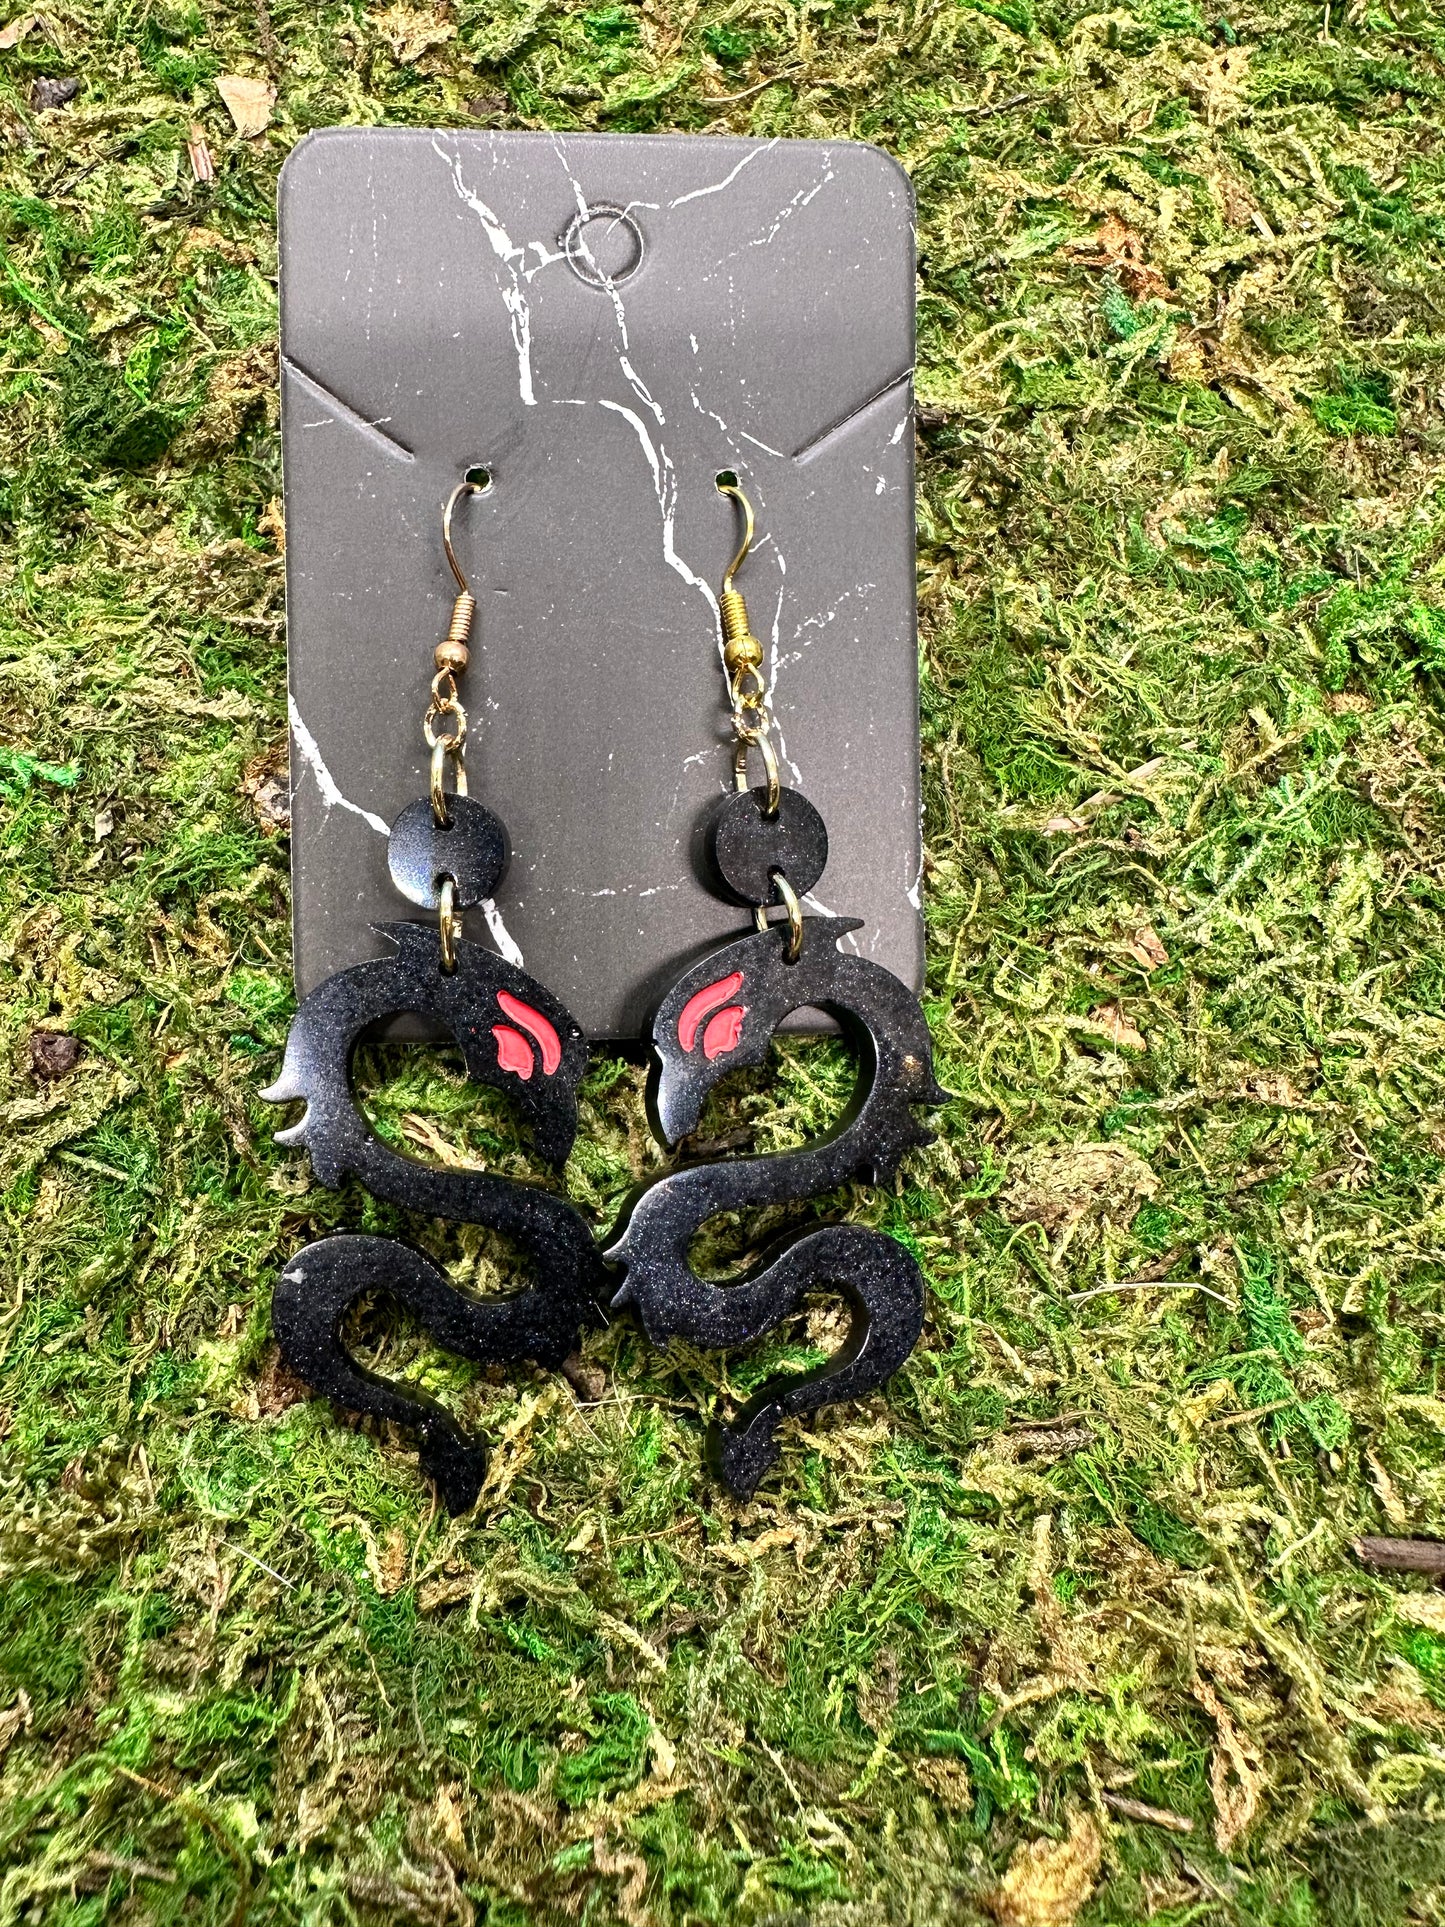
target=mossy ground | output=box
[4,1,1445,1922]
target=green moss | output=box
[554,1693,650,1805]
[1310,370,1399,438]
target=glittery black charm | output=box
[264,919,605,1511]
[607,915,945,1497]
[709,786,828,906]
[387,796,509,910]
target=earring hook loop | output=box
[442,479,482,596]
[718,481,754,596]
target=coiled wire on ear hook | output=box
[442,479,480,630]
[717,479,755,631]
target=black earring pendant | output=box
[607,484,946,1499]
[264,482,605,1514]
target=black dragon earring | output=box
[607,481,946,1499]
[263,481,606,1514]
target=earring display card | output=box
[280,129,921,1042]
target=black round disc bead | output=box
[708,786,828,906]
[387,796,509,909]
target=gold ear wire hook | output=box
[716,483,760,678]
[426,480,485,860]
[715,481,779,825]
[718,481,754,596]
[442,480,478,595]
[441,479,480,648]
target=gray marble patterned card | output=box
[278,129,921,1041]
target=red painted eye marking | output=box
[496,991,561,1075]
[678,972,745,1052]
[493,1025,535,1080]
[702,1005,746,1061]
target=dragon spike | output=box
[259,1068,306,1105]
[263,1036,315,1145]
[610,1278,636,1310]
